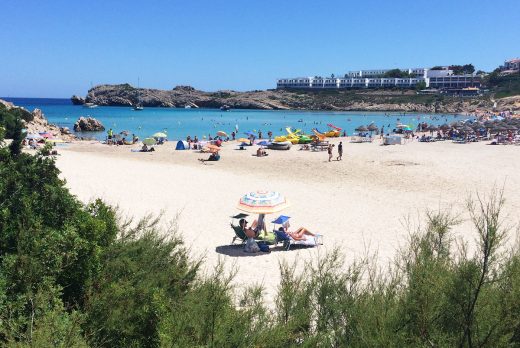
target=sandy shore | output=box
[54,138,520,301]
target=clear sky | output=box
[1,0,519,97]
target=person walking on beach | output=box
[327,144,334,162]
[337,141,343,161]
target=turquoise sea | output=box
[4,98,472,141]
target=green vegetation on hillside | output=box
[1,108,520,346]
[485,69,520,98]
[384,69,413,78]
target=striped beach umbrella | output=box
[237,190,290,214]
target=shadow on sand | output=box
[215,243,315,257]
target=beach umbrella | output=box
[152,132,167,138]
[142,137,156,145]
[257,140,270,147]
[237,137,249,143]
[396,124,410,128]
[367,124,378,131]
[217,131,228,137]
[439,123,450,130]
[237,190,290,215]
[450,122,462,128]
[355,125,368,132]
[427,125,439,131]
[26,133,43,140]
[39,132,53,139]
[204,144,220,152]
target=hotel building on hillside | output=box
[277,67,481,90]
[500,58,520,74]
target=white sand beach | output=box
[55,139,520,300]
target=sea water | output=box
[4,98,471,141]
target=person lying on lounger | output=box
[278,226,316,241]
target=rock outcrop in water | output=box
[75,84,518,113]
[71,95,85,105]
[73,116,105,132]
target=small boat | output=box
[220,105,231,111]
[133,78,144,110]
[83,102,98,108]
[185,105,192,109]
[267,141,292,150]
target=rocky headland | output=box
[73,84,519,113]
[0,98,75,141]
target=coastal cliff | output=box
[0,98,74,140]
[77,84,519,113]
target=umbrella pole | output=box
[257,213,266,236]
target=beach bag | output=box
[244,238,260,253]
[258,243,270,252]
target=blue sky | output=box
[1,0,519,97]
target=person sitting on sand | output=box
[199,152,220,163]
[278,226,315,241]
[256,147,267,157]
[141,144,148,152]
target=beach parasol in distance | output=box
[39,132,54,139]
[237,190,290,215]
[152,132,167,138]
[142,137,157,145]
[427,125,439,131]
[217,131,228,137]
[237,137,249,143]
[439,123,450,130]
[367,124,378,131]
[355,125,368,132]
[257,140,270,147]
[26,133,43,140]
[204,144,221,152]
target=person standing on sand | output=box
[327,144,334,162]
[337,141,343,161]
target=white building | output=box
[276,68,480,90]
[501,58,520,72]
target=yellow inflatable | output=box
[325,130,340,137]
[274,136,287,142]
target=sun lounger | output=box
[274,230,322,251]
[230,214,276,244]
[311,141,329,151]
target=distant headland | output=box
[71,82,520,113]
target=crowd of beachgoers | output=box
[23,110,520,160]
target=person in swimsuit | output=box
[278,226,315,241]
[337,141,343,161]
[327,144,334,162]
[239,219,260,238]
